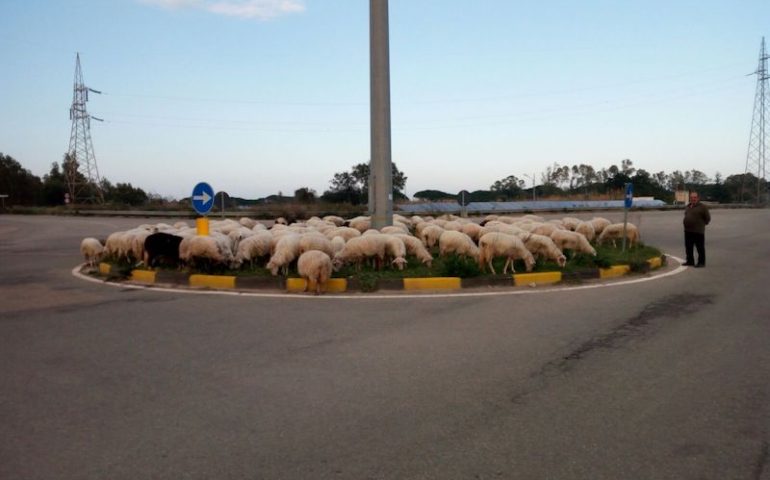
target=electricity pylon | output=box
[743,37,769,204]
[66,53,105,204]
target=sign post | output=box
[622,183,633,252]
[191,182,214,235]
[457,190,470,218]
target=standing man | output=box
[683,191,711,267]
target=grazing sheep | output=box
[419,224,445,249]
[80,237,104,268]
[347,216,372,233]
[322,215,345,227]
[392,234,433,268]
[460,222,485,242]
[324,227,361,242]
[332,235,387,271]
[266,234,301,276]
[530,223,563,236]
[239,217,258,229]
[298,233,334,257]
[574,221,596,242]
[173,221,190,229]
[478,232,535,274]
[382,234,408,270]
[381,225,409,235]
[330,236,346,255]
[232,232,274,269]
[297,250,333,295]
[590,217,612,235]
[520,233,567,267]
[438,231,480,261]
[550,230,597,256]
[597,223,639,247]
[179,233,234,268]
[561,217,582,231]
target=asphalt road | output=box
[1,210,768,480]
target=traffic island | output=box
[90,255,667,294]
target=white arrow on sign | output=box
[193,191,212,204]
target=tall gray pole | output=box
[369,0,393,229]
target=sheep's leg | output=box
[487,258,496,275]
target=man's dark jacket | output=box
[683,202,711,234]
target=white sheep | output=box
[322,215,345,227]
[80,237,104,268]
[298,233,334,257]
[520,233,567,267]
[179,232,234,267]
[324,226,361,242]
[550,230,597,256]
[419,224,445,249]
[381,225,409,235]
[392,234,433,267]
[232,232,274,269]
[590,217,612,235]
[530,223,563,236]
[438,230,480,261]
[239,217,258,229]
[330,236,346,255]
[382,234,408,270]
[597,222,639,247]
[478,232,535,274]
[297,250,333,295]
[460,222,485,242]
[347,216,371,233]
[332,235,387,271]
[561,217,582,231]
[574,221,596,242]
[266,234,301,276]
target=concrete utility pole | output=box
[369,0,393,228]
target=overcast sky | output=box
[1,0,768,200]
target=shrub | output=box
[440,254,481,278]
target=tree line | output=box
[414,159,767,204]
[1,153,152,207]
[2,152,765,208]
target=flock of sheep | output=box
[80,213,639,294]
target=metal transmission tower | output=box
[743,37,769,204]
[66,53,105,204]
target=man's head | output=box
[689,191,699,204]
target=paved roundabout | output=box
[2,209,769,479]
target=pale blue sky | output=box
[1,0,768,200]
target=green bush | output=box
[440,254,481,278]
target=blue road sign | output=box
[191,182,214,215]
[624,183,634,209]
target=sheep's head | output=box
[557,255,567,268]
[524,255,537,272]
[266,260,280,276]
[391,257,408,271]
[332,256,345,272]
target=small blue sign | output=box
[191,182,214,215]
[624,183,634,209]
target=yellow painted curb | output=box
[286,278,348,293]
[647,256,662,269]
[189,274,236,289]
[514,271,562,286]
[130,269,156,283]
[403,277,462,290]
[599,265,631,279]
[98,262,111,275]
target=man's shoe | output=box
[694,264,704,268]
[683,262,695,266]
